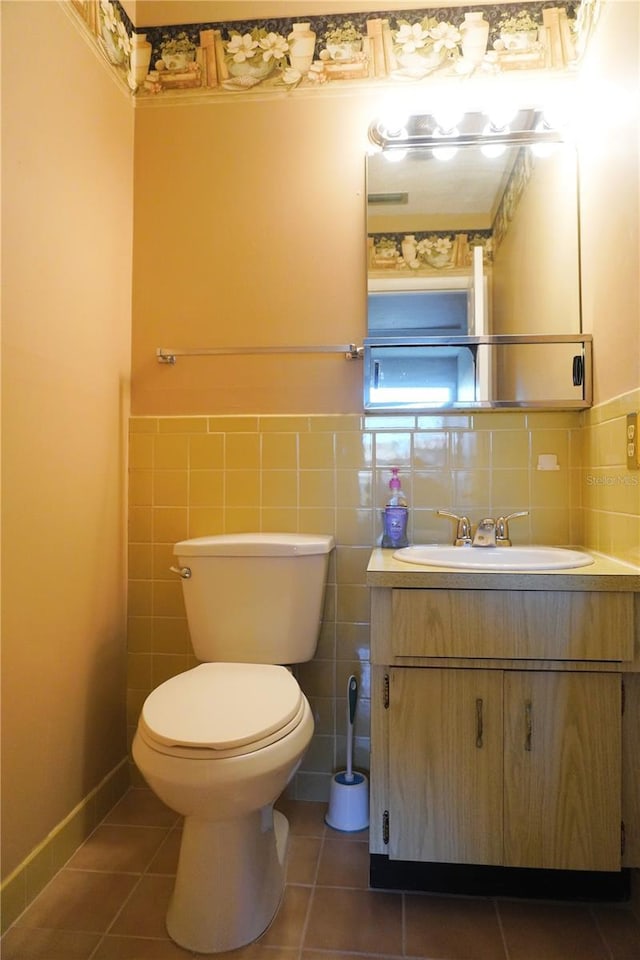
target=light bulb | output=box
[432,105,463,135]
[481,142,506,159]
[432,146,458,162]
[486,104,518,131]
[384,148,408,163]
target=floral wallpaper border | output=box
[69,0,602,100]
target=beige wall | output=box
[1,0,133,885]
[492,147,580,336]
[578,0,640,404]
[131,92,377,414]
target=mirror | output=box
[364,111,588,410]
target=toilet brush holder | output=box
[325,770,369,832]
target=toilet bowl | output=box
[132,532,334,954]
[133,662,314,953]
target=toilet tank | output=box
[173,533,334,664]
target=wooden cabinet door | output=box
[388,668,503,865]
[503,671,621,871]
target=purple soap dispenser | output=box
[381,468,409,548]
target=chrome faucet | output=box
[495,511,529,546]
[472,518,497,547]
[439,509,529,547]
[437,510,472,546]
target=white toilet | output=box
[132,532,334,954]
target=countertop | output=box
[366,547,640,592]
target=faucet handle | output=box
[496,511,529,546]
[437,510,472,546]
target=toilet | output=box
[132,532,334,954]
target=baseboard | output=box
[0,758,130,933]
[370,855,631,902]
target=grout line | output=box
[494,898,511,960]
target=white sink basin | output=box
[393,545,595,571]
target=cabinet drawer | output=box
[391,589,634,660]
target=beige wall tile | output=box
[491,430,530,467]
[451,431,491,469]
[262,470,298,508]
[225,433,260,469]
[335,432,373,469]
[261,508,299,532]
[300,470,336,508]
[189,433,224,469]
[153,470,188,507]
[189,470,224,507]
[226,470,260,507]
[261,432,299,469]
[129,434,154,469]
[188,507,224,537]
[129,507,153,543]
[158,417,207,434]
[154,434,189,469]
[299,433,336,469]
[152,507,189,544]
[129,470,153,506]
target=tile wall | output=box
[582,390,640,565]
[127,408,593,800]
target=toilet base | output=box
[166,806,289,953]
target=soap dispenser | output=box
[381,468,409,548]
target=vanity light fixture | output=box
[369,108,562,153]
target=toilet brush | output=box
[325,674,369,831]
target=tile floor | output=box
[3,789,640,959]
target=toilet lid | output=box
[140,663,304,751]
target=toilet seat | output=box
[138,663,306,760]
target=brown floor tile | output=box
[498,900,609,960]
[304,887,403,955]
[591,903,640,959]
[223,948,300,959]
[286,835,322,884]
[0,926,100,960]
[66,824,170,873]
[316,837,370,888]
[4,793,640,960]
[324,824,369,843]
[13,870,138,933]
[256,884,312,949]
[147,827,182,875]
[303,954,398,960]
[109,875,175,939]
[103,789,179,828]
[91,935,193,958]
[405,894,507,959]
[277,799,327,837]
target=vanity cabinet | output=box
[367,565,640,882]
[387,666,621,872]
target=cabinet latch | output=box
[383,673,390,709]
[383,810,390,845]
